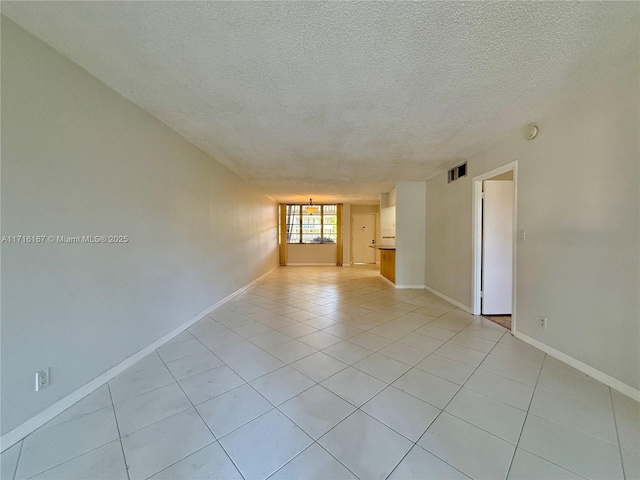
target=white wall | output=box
[1,17,279,436]
[396,182,426,287]
[425,70,640,390]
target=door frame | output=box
[351,213,377,264]
[471,161,518,333]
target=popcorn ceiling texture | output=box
[2,2,638,202]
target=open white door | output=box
[352,214,376,263]
[482,180,514,315]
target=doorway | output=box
[352,214,376,264]
[472,162,517,332]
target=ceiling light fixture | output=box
[305,198,319,215]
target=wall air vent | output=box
[447,162,467,183]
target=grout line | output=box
[10,439,24,480]
[107,383,131,480]
[609,387,628,480]
[504,349,545,479]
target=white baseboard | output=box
[424,286,473,314]
[287,263,338,266]
[395,284,426,289]
[514,330,640,402]
[0,266,278,453]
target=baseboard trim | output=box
[395,284,426,289]
[424,286,473,314]
[0,266,278,452]
[514,330,640,402]
[286,263,338,266]
[378,274,395,287]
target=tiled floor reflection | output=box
[3,266,638,479]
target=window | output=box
[286,204,337,243]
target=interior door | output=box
[482,180,514,314]
[352,214,376,263]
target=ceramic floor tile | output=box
[616,414,640,452]
[318,410,413,480]
[321,367,387,407]
[266,340,317,364]
[529,386,618,444]
[507,448,584,480]
[448,332,497,353]
[621,448,640,480]
[323,324,365,340]
[225,350,286,382]
[278,385,356,440]
[536,357,610,406]
[490,342,545,368]
[278,323,318,338]
[188,321,229,338]
[29,440,127,480]
[40,384,112,430]
[414,324,458,342]
[114,382,192,435]
[612,390,640,420]
[348,332,394,351]
[435,342,487,367]
[304,316,338,329]
[210,339,264,363]
[121,408,215,480]
[397,329,444,348]
[250,330,293,349]
[298,331,342,349]
[1,441,22,480]
[418,412,515,480]
[415,354,475,385]
[156,338,209,363]
[116,352,164,377]
[362,386,441,441]
[290,352,348,382]
[164,330,196,345]
[197,329,244,351]
[388,445,470,480]
[233,322,274,338]
[445,387,526,444]
[387,312,434,331]
[149,442,243,479]
[196,384,273,438]
[250,366,316,406]
[16,406,119,480]
[179,365,245,404]
[109,364,175,403]
[165,350,224,381]
[518,414,624,479]
[392,368,460,409]
[220,409,312,480]
[269,443,357,480]
[479,354,542,386]
[368,324,409,340]
[353,353,412,383]
[378,342,429,366]
[464,369,535,411]
[322,341,373,365]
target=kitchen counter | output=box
[369,245,395,283]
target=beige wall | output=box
[425,70,640,389]
[1,17,279,436]
[287,244,337,264]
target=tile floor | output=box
[3,266,639,480]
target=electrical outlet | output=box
[35,368,49,391]
[538,316,547,330]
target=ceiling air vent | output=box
[447,162,467,183]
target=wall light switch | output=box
[519,229,526,241]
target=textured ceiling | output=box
[2,2,639,203]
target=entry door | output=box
[482,180,514,314]
[352,214,376,263]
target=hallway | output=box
[3,266,638,480]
